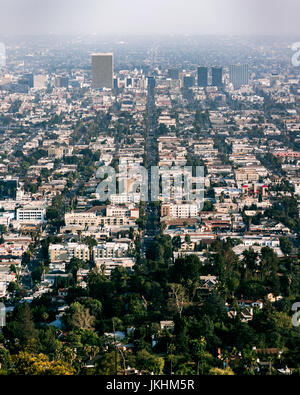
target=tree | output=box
[0,225,7,235]
[172,236,182,251]
[11,351,74,375]
[0,225,6,244]
[260,247,279,279]
[240,347,257,374]
[66,258,83,281]
[96,351,122,375]
[6,303,38,346]
[31,264,44,284]
[184,234,191,245]
[46,207,60,221]
[167,343,176,375]
[64,302,95,331]
[0,345,10,373]
[9,264,17,274]
[135,350,165,374]
[173,255,202,284]
[22,251,31,266]
[280,237,293,255]
[242,248,259,279]
[75,298,102,322]
[203,201,214,212]
[83,236,97,260]
[190,337,212,375]
[7,281,20,293]
[209,367,234,375]
[38,325,62,357]
[168,283,188,318]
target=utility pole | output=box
[113,319,118,375]
[118,348,126,375]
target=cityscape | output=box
[0,0,300,381]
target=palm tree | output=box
[168,344,176,375]
[83,236,97,263]
[77,230,82,244]
[242,248,259,279]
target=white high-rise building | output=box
[16,206,46,224]
[92,53,113,89]
[33,74,48,89]
[229,64,249,89]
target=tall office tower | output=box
[34,74,48,89]
[92,53,113,89]
[113,78,119,89]
[126,78,133,88]
[197,66,208,87]
[55,76,69,88]
[270,72,279,87]
[168,68,179,79]
[0,178,18,199]
[147,76,156,94]
[183,74,195,89]
[19,73,34,88]
[211,67,223,87]
[229,64,249,89]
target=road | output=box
[141,79,160,254]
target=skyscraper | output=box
[126,78,133,88]
[211,67,223,87]
[92,53,114,89]
[168,68,179,79]
[113,78,119,90]
[19,73,34,88]
[183,74,194,89]
[55,76,69,88]
[34,74,48,89]
[229,64,249,89]
[147,76,156,94]
[197,67,208,87]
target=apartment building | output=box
[16,206,46,224]
[93,242,129,259]
[49,243,90,262]
[47,146,73,159]
[95,257,135,276]
[161,203,198,218]
[235,167,260,183]
[109,193,141,204]
[64,212,132,228]
[106,205,139,219]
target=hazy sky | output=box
[0,0,299,36]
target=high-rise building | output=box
[147,76,156,94]
[126,78,133,88]
[0,178,18,199]
[168,68,179,79]
[19,73,34,88]
[55,76,69,88]
[198,67,208,87]
[34,74,48,89]
[211,67,223,87]
[113,78,119,89]
[92,53,114,89]
[270,72,279,87]
[229,64,249,89]
[183,74,195,89]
